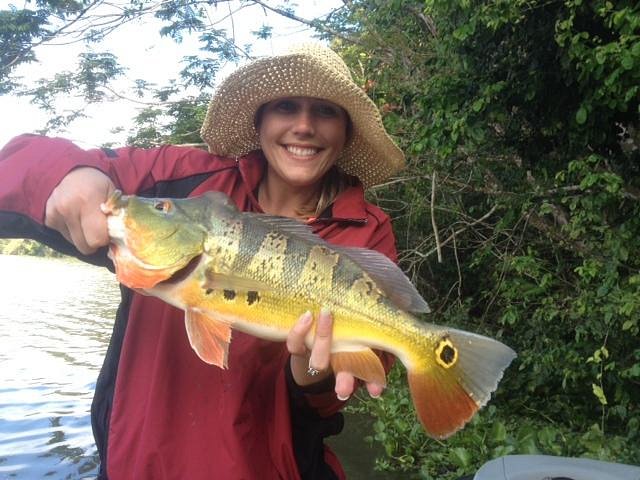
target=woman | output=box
[0,44,405,479]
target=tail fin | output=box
[407,328,516,439]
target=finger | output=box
[335,371,355,401]
[45,209,73,245]
[366,382,385,399]
[44,168,115,255]
[66,211,94,255]
[45,198,72,241]
[286,311,313,356]
[45,193,94,254]
[80,205,110,251]
[308,308,332,372]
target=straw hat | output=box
[200,43,405,188]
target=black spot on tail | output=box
[440,345,456,365]
[435,336,458,369]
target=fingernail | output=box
[337,394,350,401]
[301,311,312,324]
[370,392,381,399]
[320,306,331,317]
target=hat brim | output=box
[200,53,404,188]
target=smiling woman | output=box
[0,43,411,480]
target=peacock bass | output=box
[101,190,516,439]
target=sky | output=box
[0,1,342,148]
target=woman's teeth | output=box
[286,145,319,157]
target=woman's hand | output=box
[45,167,116,255]
[287,309,385,400]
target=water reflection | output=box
[0,255,118,479]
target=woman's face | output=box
[257,97,349,189]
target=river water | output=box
[0,254,395,479]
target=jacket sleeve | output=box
[0,135,112,223]
[0,135,113,262]
[0,134,217,222]
[0,134,217,261]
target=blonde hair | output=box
[304,166,354,218]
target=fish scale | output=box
[102,189,516,439]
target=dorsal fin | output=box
[244,213,320,243]
[333,246,430,313]
[244,212,430,313]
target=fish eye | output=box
[154,200,172,213]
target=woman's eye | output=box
[274,100,297,113]
[314,103,339,118]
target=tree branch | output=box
[416,204,499,259]
[430,172,443,263]
[251,0,363,47]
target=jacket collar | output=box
[313,182,367,224]
[237,151,367,224]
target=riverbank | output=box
[0,238,63,257]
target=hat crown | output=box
[285,43,353,80]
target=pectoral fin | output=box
[185,309,232,369]
[330,348,387,387]
[202,270,273,293]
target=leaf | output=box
[490,421,507,443]
[449,447,472,468]
[576,107,588,124]
[621,54,634,71]
[592,384,608,406]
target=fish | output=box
[101,190,516,439]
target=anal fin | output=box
[185,309,232,369]
[330,348,387,386]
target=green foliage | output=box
[0,7,48,80]
[25,52,125,132]
[125,95,208,147]
[349,365,639,479]
[0,1,84,90]
[0,239,63,257]
[324,0,640,474]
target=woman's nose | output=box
[291,109,315,136]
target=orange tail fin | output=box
[407,328,516,439]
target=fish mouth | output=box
[155,254,203,286]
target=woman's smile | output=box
[283,144,322,158]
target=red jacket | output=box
[0,134,397,480]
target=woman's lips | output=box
[284,144,321,157]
